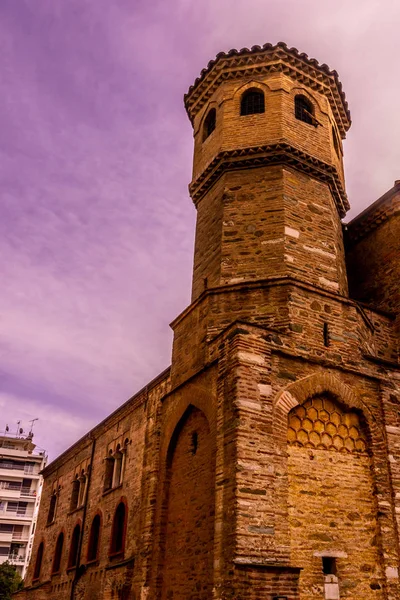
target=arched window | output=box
[52,532,64,574]
[87,514,101,562]
[47,492,57,524]
[33,541,44,580]
[104,452,115,492]
[112,445,123,488]
[110,502,127,556]
[240,89,265,116]
[70,477,80,512]
[294,94,314,125]
[78,472,86,506]
[203,108,216,141]
[68,524,80,569]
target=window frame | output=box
[240,88,265,116]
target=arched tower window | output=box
[33,541,44,580]
[68,524,80,569]
[240,89,265,116]
[203,108,216,141]
[294,94,314,125]
[110,501,127,556]
[52,532,64,574]
[47,491,57,524]
[87,514,101,562]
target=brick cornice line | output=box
[189,143,349,217]
[184,43,351,136]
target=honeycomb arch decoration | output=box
[287,395,367,453]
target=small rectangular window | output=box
[322,556,337,575]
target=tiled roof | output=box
[184,41,351,134]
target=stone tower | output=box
[167,42,399,599]
[16,43,400,600]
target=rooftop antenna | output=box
[28,418,39,438]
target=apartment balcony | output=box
[0,532,12,543]
[0,554,26,565]
[0,467,40,479]
[0,509,34,522]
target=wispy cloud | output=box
[0,0,399,460]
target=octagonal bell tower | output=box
[184,42,351,302]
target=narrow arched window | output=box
[87,514,101,562]
[240,89,265,116]
[110,502,127,556]
[47,492,57,524]
[203,108,216,141]
[33,542,44,580]
[52,532,64,574]
[70,477,80,512]
[78,473,86,506]
[112,446,123,488]
[104,453,114,492]
[68,524,80,569]
[295,95,314,125]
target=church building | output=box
[15,42,400,600]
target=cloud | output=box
[0,0,399,461]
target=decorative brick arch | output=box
[273,370,384,445]
[289,85,324,114]
[232,79,271,101]
[160,380,216,462]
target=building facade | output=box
[16,42,400,600]
[0,433,46,578]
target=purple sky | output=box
[1,0,399,460]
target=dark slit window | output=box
[203,108,216,141]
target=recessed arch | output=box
[109,498,128,557]
[87,511,102,562]
[33,540,44,581]
[161,404,215,599]
[68,521,81,569]
[274,371,384,444]
[52,530,65,574]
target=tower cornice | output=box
[189,142,350,217]
[184,42,351,137]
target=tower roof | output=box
[184,41,351,137]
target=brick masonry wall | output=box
[346,212,400,333]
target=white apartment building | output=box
[0,432,46,578]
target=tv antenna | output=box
[28,418,39,437]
